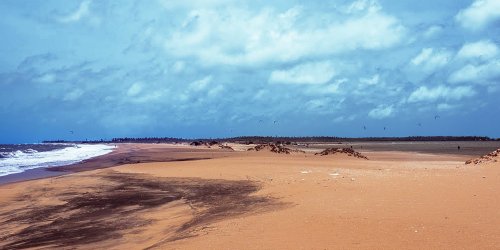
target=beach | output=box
[1,142,500,249]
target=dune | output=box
[315,147,369,159]
[465,149,500,165]
[247,143,305,154]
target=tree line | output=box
[43,136,497,144]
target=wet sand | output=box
[1,142,500,249]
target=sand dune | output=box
[466,149,500,165]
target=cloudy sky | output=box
[1,0,499,142]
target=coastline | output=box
[0,143,116,185]
[0,167,68,185]
[0,143,238,186]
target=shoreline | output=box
[0,167,68,186]
[0,143,238,186]
[0,143,120,186]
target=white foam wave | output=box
[0,144,114,177]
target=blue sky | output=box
[1,0,499,143]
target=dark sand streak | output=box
[0,172,284,249]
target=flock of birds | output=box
[68,115,443,135]
[240,114,445,140]
[361,114,441,132]
[260,114,442,133]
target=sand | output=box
[1,143,500,249]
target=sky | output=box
[0,0,499,143]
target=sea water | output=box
[0,144,114,176]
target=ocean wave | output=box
[0,149,39,159]
[0,144,114,177]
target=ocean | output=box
[0,144,114,177]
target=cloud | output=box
[269,61,336,85]
[133,91,165,103]
[303,97,344,115]
[58,0,91,23]
[407,85,476,102]
[252,89,267,100]
[127,82,143,96]
[17,53,58,72]
[306,98,328,109]
[437,103,459,111]
[321,81,344,94]
[189,75,213,91]
[207,85,224,97]
[35,73,56,83]
[345,0,382,14]
[422,25,443,39]
[159,0,232,10]
[456,0,500,30]
[359,74,380,85]
[411,48,452,70]
[164,4,405,66]
[171,61,186,74]
[368,105,394,119]
[456,40,499,60]
[63,89,84,101]
[333,115,356,123]
[448,60,500,84]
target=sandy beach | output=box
[1,142,500,249]
[3,0,500,248]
